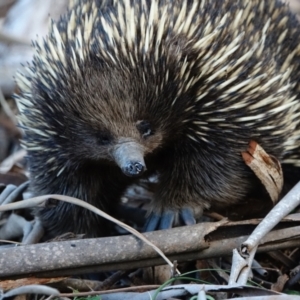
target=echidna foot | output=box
[143,207,196,232]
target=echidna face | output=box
[45,65,165,177]
[61,117,162,178]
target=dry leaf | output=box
[242,140,283,204]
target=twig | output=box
[0,194,179,273]
[0,88,17,124]
[0,285,59,300]
[0,31,30,46]
[0,220,299,278]
[242,181,300,253]
[230,181,300,285]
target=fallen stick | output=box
[0,218,300,279]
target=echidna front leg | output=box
[143,140,261,231]
[143,147,209,231]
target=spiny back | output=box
[16,0,300,166]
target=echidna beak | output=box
[123,161,145,177]
[112,140,146,177]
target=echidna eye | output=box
[136,120,153,138]
[98,132,112,145]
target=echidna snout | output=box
[124,161,145,177]
[112,140,146,177]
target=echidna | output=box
[15,0,300,238]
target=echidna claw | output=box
[143,213,160,232]
[144,207,196,232]
[180,207,196,226]
[158,211,175,230]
